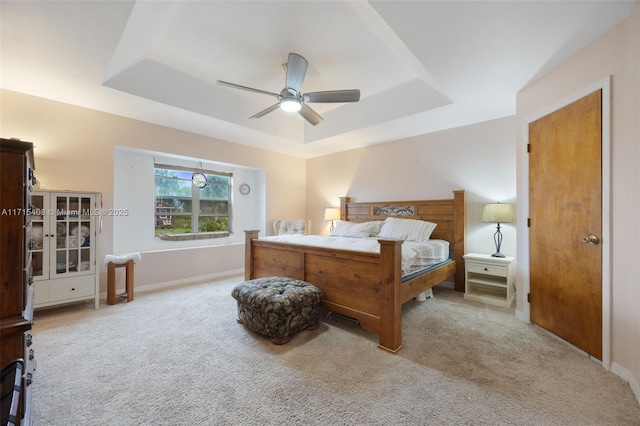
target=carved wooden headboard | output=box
[339,190,466,291]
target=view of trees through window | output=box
[154,166,231,236]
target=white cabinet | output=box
[463,253,515,308]
[29,191,100,309]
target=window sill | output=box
[158,232,230,241]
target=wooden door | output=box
[529,90,602,360]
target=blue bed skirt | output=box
[401,258,453,283]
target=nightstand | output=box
[463,253,515,308]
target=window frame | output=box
[154,163,232,240]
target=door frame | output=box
[520,76,611,369]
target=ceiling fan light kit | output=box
[217,52,360,126]
[280,98,301,112]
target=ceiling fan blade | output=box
[250,103,280,119]
[303,89,361,103]
[298,103,324,126]
[285,53,308,92]
[217,80,279,98]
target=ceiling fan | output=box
[217,53,360,126]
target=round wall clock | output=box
[239,183,251,195]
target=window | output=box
[154,164,231,239]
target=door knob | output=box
[582,235,599,245]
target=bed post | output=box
[244,230,260,281]
[453,190,466,292]
[339,196,350,220]
[378,239,403,353]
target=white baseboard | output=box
[610,361,640,406]
[101,268,244,300]
[632,373,640,406]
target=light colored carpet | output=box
[31,275,640,425]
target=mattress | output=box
[258,235,450,276]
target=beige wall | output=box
[0,89,306,289]
[516,3,639,395]
[306,116,518,256]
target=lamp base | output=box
[491,224,506,258]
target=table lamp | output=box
[482,203,514,257]
[324,207,340,232]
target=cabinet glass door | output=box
[53,194,94,277]
[29,193,47,279]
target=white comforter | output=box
[258,235,449,276]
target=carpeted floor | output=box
[30,275,640,425]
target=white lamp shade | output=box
[324,207,340,221]
[482,203,514,223]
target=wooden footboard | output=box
[245,231,410,352]
[244,190,466,353]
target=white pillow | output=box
[368,221,385,237]
[330,221,377,238]
[377,217,437,242]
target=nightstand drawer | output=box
[467,262,507,277]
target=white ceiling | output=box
[1,1,634,158]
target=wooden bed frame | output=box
[244,190,466,353]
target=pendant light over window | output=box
[192,162,207,189]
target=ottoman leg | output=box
[306,320,320,330]
[270,336,291,345]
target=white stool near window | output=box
[104,252,141,305]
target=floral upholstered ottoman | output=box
[231,277,323,344]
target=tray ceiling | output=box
[0,1,634,158]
